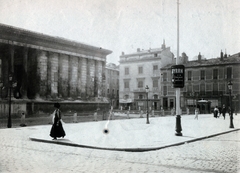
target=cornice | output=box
[0,23,112,58]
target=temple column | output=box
[37,50,48,99]
[58,54,69,99]
[47,52,59,99]
[9,45,14,74]
[80,57,87,98]
[87,59,95,97]
[69,56,78,99]
[96,60,103,97]
[77,57,82,98]
[20,47,28,99]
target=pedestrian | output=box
[50,103,66,140]
[221,105,226,120]
[126,110,130,119]
[93,110,98,121]
[194,107,199,120]
[214,106,219,118]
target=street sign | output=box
[171,65,185,88]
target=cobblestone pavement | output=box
[0,126,239,173]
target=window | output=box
[124,81,129,89]
[163,72,167,81]
[200,83,205,95]
[227,67,232,79]
[138,66,143,74]
[153,65,158,70]
[163,86,167,95]
[200,70,205,80]
[187,85,192,93]
[213,83,218,95]
[138,81,143,88]
[125,67,129,75]
[188,71,192,81]
[139,95,144,99]
[153,80,158,87]
[213,69,218,79]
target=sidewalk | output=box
[29,113,240,152]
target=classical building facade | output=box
[160,51,240,113]
[104,63,119,109]
[0,24,112,115]
[119,41,174,110]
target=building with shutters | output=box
[160,51,240,114]
[119,41,174,111]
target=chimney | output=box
[220,50,224,61]
[137,48,140,52]
[122,52,125,55]
[198,52,201,62]
[224,49,227,58]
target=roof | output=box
[0,23,112,57]
[161,53,240,70]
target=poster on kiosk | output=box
[171,65,185,88]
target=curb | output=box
[29,128,240,152]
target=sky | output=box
[0,0,239,65]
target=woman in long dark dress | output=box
[50,103,66,140]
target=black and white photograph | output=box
[0,0,239,172]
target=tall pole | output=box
[175,0,182,136]
[7,84,12,128]
[228,81,234,128]
[146,91,149,124]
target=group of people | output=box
[213,105,232,119]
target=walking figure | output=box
[221,105,226,120]
[194,107,199,120]
[50,103,66,140]
[214,106,219,118]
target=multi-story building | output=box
[160,51,240,113]
[119,41,174,110]
[104,63,119,109]
[0,23,112,115]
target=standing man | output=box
[221,105,226,120]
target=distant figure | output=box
[127,110,130,119]
[161,107,165,116]
[139,110,143,118]
[186,107,190,115]
[194,107,199,120]
[20,112,26,127]
[171,108,175,116]
[151,109,155,117]
[221,105,226,120]
[93,111,98,121]
[50,103,66,140]
[214,106,219,118]
[73,111,78,123]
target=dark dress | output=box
[50,109,66,139]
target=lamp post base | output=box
[175,115,182,136]
[230,113,234,128]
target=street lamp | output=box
[7,73,13,128]
[228,81,234,128]
[145,85,150,124]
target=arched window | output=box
[153,94,158,99]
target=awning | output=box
[119,99,133,103]
[197,99,211,103]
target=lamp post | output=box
[228,81,234,128]
[145,85,150,124]
[7,73,13,128]
[0,81,3,99]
